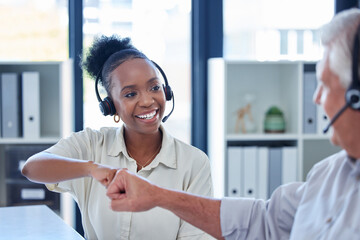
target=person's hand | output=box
[90,163,117,188]
[106,169,158,212]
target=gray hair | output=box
[321,8,360,88]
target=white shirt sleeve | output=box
[220,182,305,240]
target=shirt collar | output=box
[345,151,360,175]
[107,125,177,169]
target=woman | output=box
[22,35,214,240]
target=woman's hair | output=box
[82,35,148,96]
[321,8,360,88]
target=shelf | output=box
[0,61,74,224]
[207,58,340,198]
[0,138,60,144]
[301,134,332,140]
[227,133,298,141]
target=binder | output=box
[268,147,282,196]
[22,72,40,139]
[243,146,257,198]
[303,72,317,133]
[1,73,21,138]
[227,146,243,197]
[282,146,298,184]
[257,147,269,199]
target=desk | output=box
[0,205,84,240]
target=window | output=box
[0,0,68,61]
[223,0,334,61]
[83,0,192,143]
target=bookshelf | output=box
[207,58,341,198]
[0,61,74,222]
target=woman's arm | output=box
[22,151,117,187]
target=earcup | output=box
[346,89,360,110]
[99,96,116,116]
[348,23,360,111]
[163,84,173,101]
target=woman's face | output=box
[109,58,166,135]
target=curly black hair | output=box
[81,35,148,95]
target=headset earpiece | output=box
[99,96,116,116]
[95,70,116,116]
[163,84,173,101]
[347,23,360,111]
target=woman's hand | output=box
[90,163,118,188]
[106,169,158,212]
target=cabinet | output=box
[207,58,341,198]
[0,61,74,219]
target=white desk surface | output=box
[0,205,84,240]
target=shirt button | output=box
[326,218,332,223]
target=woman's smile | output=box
[135,109,159,122]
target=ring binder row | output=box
[0,72,40,139]
[227,145,297,199]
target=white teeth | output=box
[137,110,156,119]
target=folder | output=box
[268,147,282,196]
[303,72,317,133]
[282,146,298,184]
[227,146,243,197]
[22,72,40,139]
[243,146,257,198]
[1,73,21,138]
[257,147,269,199]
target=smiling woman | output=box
[82,0,192,145]
[21,35,215,240]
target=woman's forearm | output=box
[21,152,97,184]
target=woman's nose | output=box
[138,92,154,107]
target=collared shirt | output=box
[221,150,360,240]
[46,125,214,240]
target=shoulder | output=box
[306,150,347,180]
[70,127,119,140]
[173,137,208,159]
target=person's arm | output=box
[107,169,224,239]
[22,151,117,187]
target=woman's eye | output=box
[152,85,161,91]
[124,92,136,98]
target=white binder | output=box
[227,146,243,197]
[257,147,269,199]
[22,72,40,139]
[243,146,257,198]
[282,146,298,184]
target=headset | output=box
[323,23,360,133]
[95,59,174,123]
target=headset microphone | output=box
[323,102,350,133]
[162,92,175,123]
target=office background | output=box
[0,0,356,235]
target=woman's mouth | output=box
[135,110,158,120]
